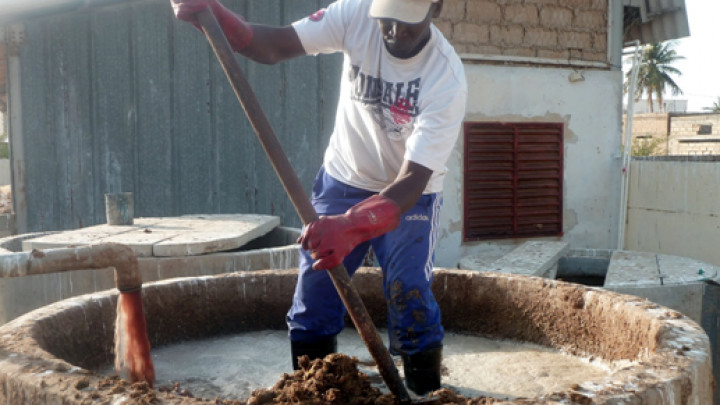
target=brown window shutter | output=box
[463,122,563,241]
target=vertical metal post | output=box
[606,0,624,70]
[7,23,27,234]
[617,40,642,250]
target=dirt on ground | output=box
[92,354,499,405]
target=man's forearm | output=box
[381,160,432,213]
[238,25,306,65]
[172,0,305,65]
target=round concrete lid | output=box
[657,254,718,285]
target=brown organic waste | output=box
[94,375,245,405]
[93,353,500,404]
[247,353,503,404]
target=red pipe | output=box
[0,243,155,385]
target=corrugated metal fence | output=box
[15,0,339,232]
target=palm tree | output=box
[625,42,684,112]
[703,97,720,113]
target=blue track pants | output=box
[286,167,444,356]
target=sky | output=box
[667,0,720,112]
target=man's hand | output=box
[171,0,253,51]
[299,194,401,270]
[171,0,212,24]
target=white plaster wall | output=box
[435,64,624,268]
[625,159,720,267]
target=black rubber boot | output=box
[290,335,337,370]
[401,346,442,395]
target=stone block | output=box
[441,0,467,21]
[573,10,606,31]
[490,24,524,46]
[502,47,535,58]
[434,20,453,38]
[524,27,558,48]
[466,1,502,24]
[539,6,573,29]
[536,49,570,60]
[466,44,503,56]
[558,30,592,49]
[454,22,490,43]
[589,0,607,10]
[505,4,539,26]
[583,51,607,62]
[592,32,607,51]
[561,0,591,9]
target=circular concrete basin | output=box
[0,268,712,404]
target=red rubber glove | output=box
[171,0,253,51]
[299,194,402,270]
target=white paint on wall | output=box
[435,64,624,268]
[625,159,720,267]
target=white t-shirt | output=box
[292,0,467,194]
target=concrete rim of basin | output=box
[0,268,712,404]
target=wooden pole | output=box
[195,9,411,403]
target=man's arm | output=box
[241,25,306,65]
[380,160,432,213]
[298,160,432,270]
[172,0,306,64]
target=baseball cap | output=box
[369,0,439,24]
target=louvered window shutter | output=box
[463,122,564,240]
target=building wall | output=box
[669,114,720,155]
[623,113,720,156]
[437,0,608,62]
[429,0,617,267]
[628,113,669,138]
[623,113,670,155]
[625,157,720,267]
[435,64,623,268]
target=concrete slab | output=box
[603,250,720,401]
[604,251,718,288]
[20,214,280,257]
[603,250,662,287]
[0,227,300,325]
[458,241,569,279]
[657,254,718,285]
[455,245,514,270]
[19,218,163,253]
[606,283,705,323]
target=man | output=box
[172,0,467,395]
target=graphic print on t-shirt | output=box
[348,65,420,141]
[308,9,325,21]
